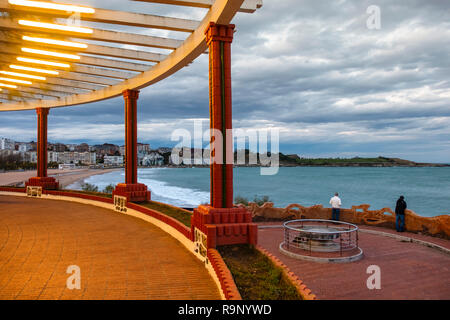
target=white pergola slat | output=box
[0,18,185,49]
[0,32,167,62]
[0,0,262,111]
[0,0,201,32]
[0,44,152,72]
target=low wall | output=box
[242,202,450,239]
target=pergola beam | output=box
[57,71,121,86]
[0,54,115,92]
[77,44,166,63]
[0,33,167,63]
[0,44,149,74]
[0,53,129,84]
[133,0,263,13]
[0,93,30,101]
[44,77,105,91]
[77,55,151,72]
[69,65,136,80]
[12,86,67,98]
[27,82,89,95]
[0,0,200,32]
[0,90,50,100]
[0,17,184,49]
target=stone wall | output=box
[240,202,450,239]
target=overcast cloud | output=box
[0,0,449,162]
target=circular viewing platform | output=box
[280,219,363,263]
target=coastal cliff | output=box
[277,155,450,167]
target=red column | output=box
[26,108,58,190]
[190,23,257,248]
[112,89,150,202]
[206,22,234,209]
[37,107,48,178]
[124,89,138,184]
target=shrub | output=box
[253,195,271,206]
[234,195,249,206]
[103,184,115,194]
[235,195,271,206]
[81,182,99,192]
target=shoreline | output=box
[0,168,122,188]
[54,168,122,188]
[138,164,450,168]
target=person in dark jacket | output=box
[395,196,407,232]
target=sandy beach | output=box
[0,168,121,188]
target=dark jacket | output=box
[395,198,407,215]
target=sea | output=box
[66,167,450,217]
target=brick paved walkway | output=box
[0,195,221,300]
[258,224,450,300]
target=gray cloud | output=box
[0,0,449,162]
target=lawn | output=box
[218,244,301,300]
[138,201,192,227]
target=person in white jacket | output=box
[330,193,342,221]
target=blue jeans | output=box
[396,214,405,232]
[332,208,340,221]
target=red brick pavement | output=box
[258,225,450,300]
[0,195,221,300]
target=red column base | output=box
[25,177,59,190]
[191,205,258,248]
[113,183,150,203]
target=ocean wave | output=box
[67,168,209,207]
[139,177,209,207]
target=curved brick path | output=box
[0,196,221,300]
[258,224,450,300]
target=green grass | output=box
[138,201,192,227]
[218,244,301,300]
[63,189,112,198]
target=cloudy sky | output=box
[1,0,449,163]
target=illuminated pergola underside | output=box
[0,0,262,111]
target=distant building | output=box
[29,141,37,151]
[104,155,123,166]
[17,143,32,152]
[157,147,172,154]
[120,143,150,157]
[137,143,150,153]
[0,149,21,159]
[142,152,164,166]
[66,144,77,151]
[27,151,37,163]
[0,138,15,150]
[51,143,67,152]
[75,143,90,152]
[93,143,120,156]
[57,152,96,165]
[48,151,58,163]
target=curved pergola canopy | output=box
[0,0,262,111]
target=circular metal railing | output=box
[283,219,359,256]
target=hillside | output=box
[279,155,449,167]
